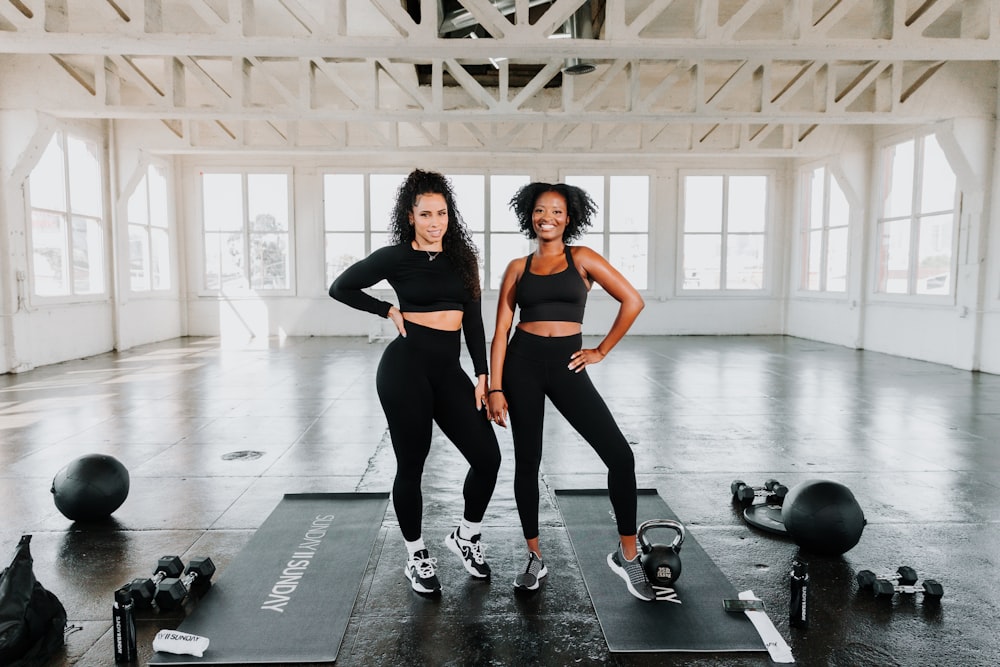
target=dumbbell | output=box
[125,556,185,610]
[872,578,944,601]
[154,557,217,610]
[856,565,918,590]
[730,479,789,507]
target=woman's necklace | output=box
[425,250,440,262]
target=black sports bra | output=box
[515,247,588,324]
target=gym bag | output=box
[0,534,68,666]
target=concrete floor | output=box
[1,334,997,666]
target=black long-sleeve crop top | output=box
[329,244,488,376]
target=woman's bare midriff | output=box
[516,321,582,337]
[404,310,464,331]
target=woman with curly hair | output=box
[487,182,654,601]
[330,169,500,596]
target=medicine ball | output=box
[51,454,130,521]
[781,479,865,556]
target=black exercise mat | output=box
[555,488,767,653]
[150,492,389,665]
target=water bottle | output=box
[789,560,809,629]
[113,586,137,663]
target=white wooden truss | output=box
[1,0,996,154]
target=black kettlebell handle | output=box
[637,519,685,553]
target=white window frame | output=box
[125,158,175,296]
[561,171,654,293]
[795,161,852,297]
[677,169,773,295]
[198,167,295,296]
[871,132,960,303]
[25,128,108,304]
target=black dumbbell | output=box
[154,557,217,610]
[126,556,185,610]
[856,566,918,590]
[872,578,944,601]
[731,479,788,507]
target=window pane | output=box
[128,177,148,224]
[683,234,721,289]
[67,137,103,217]
[72,216,105,294]
[324,174,364,231]
[472,232,485,286]
[31,210,68,295]
[609,176,648,232]
[728,175,767,233]
[129,224,150,291]
[566,175,605,233]
[29,136,66,211]
[806,229,822,290]
[726,234,764,290]
[248,174,288,232]
[326,233,365,286]
[683,176,722,233]
[877,219,910,293]
[916,213,953,295]
[449,174,485,232]
[491,175,530,232]
[609,234,647,290]
[807,167,824,230]
[829,175,849,228]
[826,226,848,292]
[249,232,288,289]
[149,165,169,229]
[370,174,406,233]
[489,233,532,290]
[205,231,245,291]
[151,227,171,290]
[882,140,914,218]
[203,174,243,232]
[920,135,956,214]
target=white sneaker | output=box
[405,549,441,594]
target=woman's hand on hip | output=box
[569,348,605,373]
[387,307,406,337]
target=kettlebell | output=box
[637,519,685,586]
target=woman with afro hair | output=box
[330,169,500,596]
[486,182,654,601]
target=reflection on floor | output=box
[1,335,997,666]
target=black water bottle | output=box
[789,560,809,629]
[113,586,137,663]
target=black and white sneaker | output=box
[607,543,656,602]
[444,530,491,579]
[514,551,548,591]
[405,549,441,594]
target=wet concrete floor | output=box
[0,334,997,666]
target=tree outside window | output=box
[202,171,290,292]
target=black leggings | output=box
[503,329,637,540]
[376,321,500,542]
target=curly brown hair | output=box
[388,169,482,299]
[508,182,598,243]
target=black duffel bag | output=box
[0,535,67,666]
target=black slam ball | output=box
[781,479,866,556]
[51,454,130,521]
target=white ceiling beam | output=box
[4,33,1000,60]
